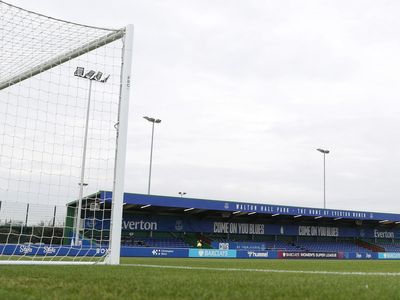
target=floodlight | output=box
[84,70,96,79]
[74,67,85,77]
[317,148,330,154]
[94,71,103,81]
[143,116,155,122]
[101,74,110,83]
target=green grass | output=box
[1,258,400,299]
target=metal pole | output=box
[147,121,155,195]
[52,206,57,228]
[317,148,329,209]
[323,153,326,209]
[25,203,29,227]
[75,79,92,246]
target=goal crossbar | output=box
[0,29,125,91]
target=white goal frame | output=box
[0,2,134,265]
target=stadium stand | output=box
[293,241,370,253]
[64,192,400,258]
[372,242,400,252]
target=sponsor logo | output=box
[152,249,161,256]
[218,243,229,250]
[247,251,269,258]
[175,220,183,231]
[281,252,338,259]
[151,249,176,257]
[43,246,56,254]
[224,203,230,209]
[19,245,33,254]
[96,248,109,255]
[189,249,236,258]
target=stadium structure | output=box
[79,192,400,259]
[3,191,399,261]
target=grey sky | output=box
[10,0,400,213]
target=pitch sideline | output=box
[121,263,400,276]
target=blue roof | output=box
[100,191,400,222]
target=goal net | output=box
[0,1,133,264]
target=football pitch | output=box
[1,258,400,299]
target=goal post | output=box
[108,24,134,265]
[0,1,133,264]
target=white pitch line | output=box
[121,263,400,277]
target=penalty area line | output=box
[120,263,400,277]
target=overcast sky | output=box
[11,0,400,213]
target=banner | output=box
[211,242,267,251]
[84,213,400,239]
[378,252,400,259]
[344,252,376,259]
[278,251,341,259]
[188,249,237,258]
[120,247,188,258]
[236,250,278,259]
[0,244,107,256]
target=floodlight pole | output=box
[74,68,109,246]
[179,192,186,198]
[144,116,161,195]
[317,148,330,209]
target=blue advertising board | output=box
[0,244,398,260]
[378,252,400,259]
[278,251,341,259]
[120,247,188,258]
[236,250,278,259]
[344,252,376,259]
[0,244,107,256]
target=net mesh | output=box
[0,1,126,263]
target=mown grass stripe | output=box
[121,263,400,276]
